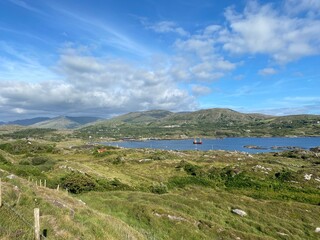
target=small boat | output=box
[193,138,202,144]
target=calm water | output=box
[103,137,320,153]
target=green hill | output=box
[76,108,320,139]
[31,116,101,130]
[101,110,173,124]
[0,139,320,239]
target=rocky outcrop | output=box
[310,147,320,153]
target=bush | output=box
[61,172,97,194]
[150,183,168,194]
[19,160,31,165]
[275,169,294,182]
[31,156,48,165]
[0,141,57,155]
[13,166,45,177]
[176,161,204,176]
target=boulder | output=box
[232,209,247,217]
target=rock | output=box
[310,147,320,153]
[315,227,320,233]
[277,232,289,236]
[232,209,247,217]
[304,174,312,181]
[244,145,267,150]
[6,174,15,179]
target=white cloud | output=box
[172,26,236,81]
[0,49,197,119]
[258,67,277,75]
[145,21,189,36]
[12,108,26,114]
[191,85,212,96]
[221,1,320,63]
[285,0,320,17]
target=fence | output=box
[0,178,46,240]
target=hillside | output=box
[31,116,101,130]
[159,108,268,124]
[76,108,320,139]
[0,139,320,239]
[1,116,101,130]
[2,108,320,138]
[0,117,51,126]
[103,110,173,124]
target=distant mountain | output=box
[105,110,173,124]
[65,116,102,125]
[31,116,101,129]
[1,116,101,129]
[159,108,269,125]
[4,117,51,126]
[76,108,320,139]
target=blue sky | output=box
[0,0,320,121]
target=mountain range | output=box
[76,108,320,138]
[1,109,320,138]
[0,116,101,129]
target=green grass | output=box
[0,139,320,239]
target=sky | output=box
[0,0,320,121]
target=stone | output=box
[6,174,15,179]
[232,209,247,217]
[304,174,312,181]
[315,227,320,233]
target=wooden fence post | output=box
[34,208,40,240]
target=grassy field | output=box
[0,139,320,239]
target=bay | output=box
[102,137,320,153]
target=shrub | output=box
[61,172,97,194]
[150,183,168,194]
[184,163,202,176]
[19,160,31,165]
[13,166,45,177]
[176,161,204,176]
[0,141,57,154]
[275,169,294,182]
[31,156,48,165]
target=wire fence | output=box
[0,180,47,240]
[0,201,34,239]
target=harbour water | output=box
[103,137,320,153]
